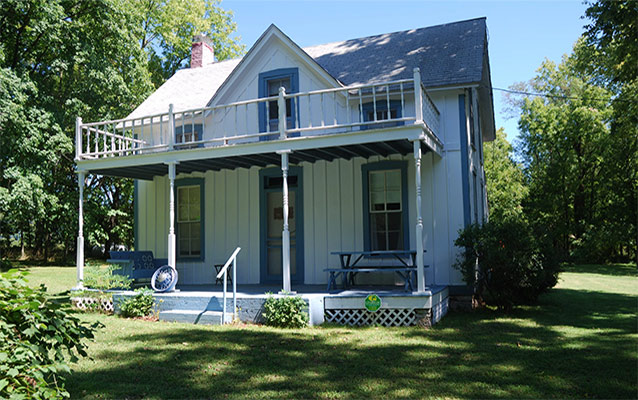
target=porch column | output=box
[413,140,426,293]
[280,150,292,293]
[167,162,177,268]
[76,171,86,289]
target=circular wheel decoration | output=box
[151,265,178,292]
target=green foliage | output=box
[454,220,560,311]
[119,288,156,318]
[484,128,527,222]
[263,294,309,328]
[83,263,133,291]
[512,45,635,263]
[128,0,245,87]
[0,270,98,398]
[0,0,244,259]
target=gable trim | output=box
[207,24,343,108]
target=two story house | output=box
[74,17,495,325]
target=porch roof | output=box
[90,137,425,180]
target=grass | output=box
[16,262,638,399]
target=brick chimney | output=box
[191,34,215,68]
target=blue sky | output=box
[223,0,590,142]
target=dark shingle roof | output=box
[127,18,488,119]
[305,18,487,87]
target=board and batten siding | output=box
[135,89,469,287]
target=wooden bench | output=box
[108,251,168,283]
[324,267,418,292]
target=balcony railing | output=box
[75,68,440,161]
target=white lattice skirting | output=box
[325,308,418,327]
[71,297,114,313]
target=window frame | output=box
[360,100,404,130]
[258,68,299,139]
[175,123,203,148]
[362,161,410,251]
[175,178,205,261]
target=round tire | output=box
[151,265,178,292]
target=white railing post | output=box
[168,104,175,151]
[222,269,227,324]
[232,256,237,321]
[278,87,287,139]
[280,150,291,293]
[75,171,86,289]
[414,140,425,293]
[167,162,177,268]
[413,68,423,124]
[75,117,82,160]
[216,247,241,325]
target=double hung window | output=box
[362,162,409,251]
[177,180,204,259]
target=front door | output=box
[260,167,304,284]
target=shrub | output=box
[454,219,560,310]
[263,294,309,328]
[0,270,98,399]
[83,263,132,290]
[119,288,156,318]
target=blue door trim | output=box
[259,166,304,284]
[258,68,299,139]
[361,160,410,251]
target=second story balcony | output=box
[75,69,442,177]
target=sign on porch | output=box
[364,294,382,312]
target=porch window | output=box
[362,161,409,251]
[175,124,203,147]
[176,179,204,260]
[258,68,299,139]
[360,100,403,130]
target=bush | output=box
[454,219,560,310]
[83,263,132,290]
[119,288,156,318]
[263,294,309,328]
[0,270,99,399]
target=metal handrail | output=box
[216,247,241,324]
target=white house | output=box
[74,18,494,314]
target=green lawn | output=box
[19,263,638,399]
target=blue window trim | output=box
[259,166,304,284]
[361,161,410,251]
[175,124,203,148]
[258,68,299,140]
[360,100,404,130]
[459,94,471,227]
[175,178,205,262]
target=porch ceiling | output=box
[90,138,426,180]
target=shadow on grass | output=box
[562,263,637,277]
[66,286,637,399]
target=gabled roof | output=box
[127,17,488,119]
[305,17,487,87]
[207,24,344,107]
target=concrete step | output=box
[159,309,234,325]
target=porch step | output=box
[159,309,234,325]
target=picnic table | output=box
[324,250,426,292]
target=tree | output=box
[129,0,245,87]
[578,0,638,265]
[514,45,636,262]
[0,0,244,259]
[483,128,527,223]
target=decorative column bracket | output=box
[166,161,178,268]
[277,149,293,294]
